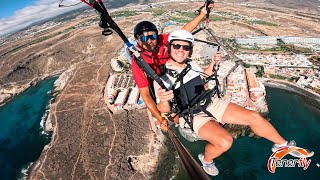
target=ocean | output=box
[0,77,57,180]
[173,86,320,180]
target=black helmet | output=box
[134,21,158,38]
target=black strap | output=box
[214,64,221,98]
[172,63,192,90]
[170,80,217,131]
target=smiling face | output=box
[137,31,158,52]
[170,40,192,65]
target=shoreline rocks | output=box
[0,70,63,107]
[0,83,31,106]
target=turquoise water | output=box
[175,86,320,180]
[0,77,57,180]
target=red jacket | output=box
[131,33,170,88]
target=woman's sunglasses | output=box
[140,34,157,42]
[171,44,192,51]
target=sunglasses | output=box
[140,34,157,42]
[171,44,192,51]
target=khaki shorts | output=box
[179,96,231,135]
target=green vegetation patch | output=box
[270,74,287,80]
[238,43,313,54]
[179,11,196,18]
[239,45,261,51]
[244,63,251,68]
[217,11,237,16]
[143,8,167,16]
[209,16,224,21]
[247,20,277,26]
[179,11,224,21]
[30,34,59,44]
[14,25,77,53]
[270,74,296,82]
[267,44,312,53]
[64,26,77,32]
[111,11,138,18]
[168,17,189,24]
[255,69,264,77]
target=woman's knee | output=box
[198,121,233,151]
[247,111,265,125]
[216,134,233,152]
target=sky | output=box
[0,0,84,36]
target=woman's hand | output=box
[212,51,222,66]
[200,1,215,15]
[157,88,174,102]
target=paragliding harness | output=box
[165,58,221,131]
[59,0,221,132]
[166,0,222,131]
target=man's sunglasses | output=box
[171,44,192,51]
[140,34,157,42]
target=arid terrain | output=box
[0,0,319,179]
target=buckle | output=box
[199,98,206,106]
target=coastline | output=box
[0,71,63,108]
[264,78,320,109]
[0,76,59,179]
[0,75,64,179]
[25,77,60,179]
[25,71,71,177]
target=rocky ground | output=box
[0,1,319,179]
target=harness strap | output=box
[168,61,221,132]
[198,104,214,118]
[172,88,216,131]
[172,63,192,90]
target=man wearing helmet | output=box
[155,30,314,176]
[131,3,215,131]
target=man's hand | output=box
[160,118,168,132]
[157,88,174,102]
[168,113,180,124]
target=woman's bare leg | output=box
[198,120,233,162]
[221,103,286,144]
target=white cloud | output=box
[0,0,85,36]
